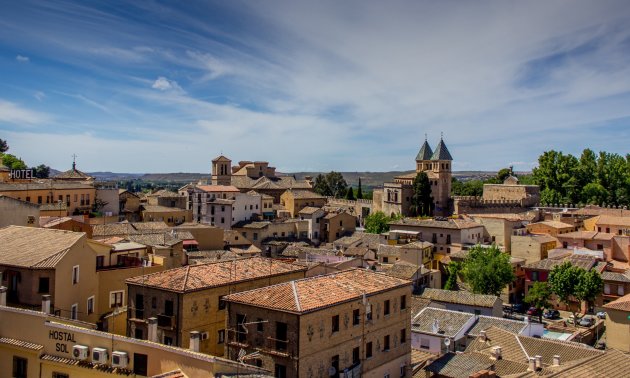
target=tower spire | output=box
[72,154,77,170]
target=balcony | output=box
[258,336,290,357]
[157,314,176,329]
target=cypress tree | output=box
[357,177,364,199]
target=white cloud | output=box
[34,91,46,101]
[15,54,29,62]
[151,76,184,93]
[0,100,48,125]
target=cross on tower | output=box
[72,154,77,170]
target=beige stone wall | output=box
[0,197,39,228]
[0,186,96,214]
[176,225,224,250]
[605,308,630,352]
[511,236,556,264]
[482,184,539,203]
[471,217,520,252]
[324,212,357,242]
[142,208,192,226]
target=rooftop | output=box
[412,307,474,337]
[430,138,453,161]
[595,214,630,227]
[126,257,306,293]
[419,288,499,308]
[284,189,326,200]
[382,261,428,280]
[529,220,576,230]
[142,205,190,213]
[603,293,630,312]
[524,255,600,272]
[298,206,324,215]
[390,217,483,230]
[556,231,614,241]
[0,180,95,191]
[467,315,528,336]
[0,226,84,269]
[195,185,240,193]
[224,268,410,314]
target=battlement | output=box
[326,197,374,205]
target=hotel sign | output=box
[9,169,33,180]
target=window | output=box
[353,309,360,325]
[38,277,49,293]
[400,328,406,344]
[218,329,225,344]
[110,291,124,308]
[619,286,625,296]
[384,300,390,316]
[71,303,78,320]
[87,296,94,315]
[400,295,406,310]
[133,353,148,376]
[275,364,287,378]
[353,346,360,364]
[13,356,27,378]
[164,300,174,316]
[420,338,430,349]
[384,335,390,351]
[366,341,373,358]
[152,297,157,309]
[221,217,225,224]
[446,234,451,244]
[218,296,226,310]
[163,336,173,346]
[72,265,79,284]
[400,365,407,377]
[383,257,389,263]
[332,314,340,332]
[257,318,264,332]
[331,355,340,377]
[253,233,258,241]
[96,255,104,269]
[38,196,42,204]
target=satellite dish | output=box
[328,367,337,376]
[444,338,451,347]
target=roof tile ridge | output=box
[514,332,529,361]
[33,247,71,267]
[291,280,301,312]
[182,265,192,292]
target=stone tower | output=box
[211,155,232,186]
[429,137,453,215]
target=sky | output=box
[1,0,630,173]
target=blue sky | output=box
[1,0,630,173]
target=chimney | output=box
[0,286,6,306]
[490,346,502,360]
[535,355,542,370]
[528,358,536,372]
[479,330,487,342]
[42,295,51,314]
[552,355,560,367]
[147,317,158,342]
[189,331,200,352]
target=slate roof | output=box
[412,307,474,337]
[419,288,499,308]
[430,138,453,161]
[0,226,84,268]
[224,268,410,314]
[415,140,434,161]
[603,293,630,312]
[126,257,306,293]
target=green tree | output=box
[0,139,8,153]
[451,178,483,197]
[32,164,50,178]
[497,167,511,182]
[444,261,461,291]
[410,172,433,216]
[345,186,355,200]
[524,282,552,323]
[2,154,27,170]
[461,245,515,297]
[313,172,348,198]
[581,182,608,205]
[357,177,364,199]
[364,211,391,234]
[548,261,604,324]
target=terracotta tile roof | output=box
[142,205,189,213]
[601,270,630,283]
[424,352,497,377]
[557,231,614,241]
[467,316,528,336]
[39,202,68,211]
[378,244,402,257]
[40,354,133,375]
[382,261,427,280]
[524,255,598,272]
[467,326,602,369]
[126,257,306,293]
[412,307,474,337]
[0,180,94,191]
[151,369,188,378]
[298,206,323,215]
[92,221,170,237]
[530,221,575,230]
[285,189,325,199]
[419,288,499,308]
[549,348,630,377]
[603,293,630,312]
[0,337,43,351]
[54,167,93,180]
[411,348,436,369]
[147,189,182,198]
[596,215,630,227]
[333,232,381,250]
[0,226,84,268]
[195,185,239,193]
[186,250,240,263]
[224,268,410,314]
[39,216,83,228]
[390,218,483,230]
[343,246,370,257]
[411,296,432,317]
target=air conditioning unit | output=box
[201,331,209,340]
[72,345,89,360]
[112,351,129,368]
[92,347,109,364]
